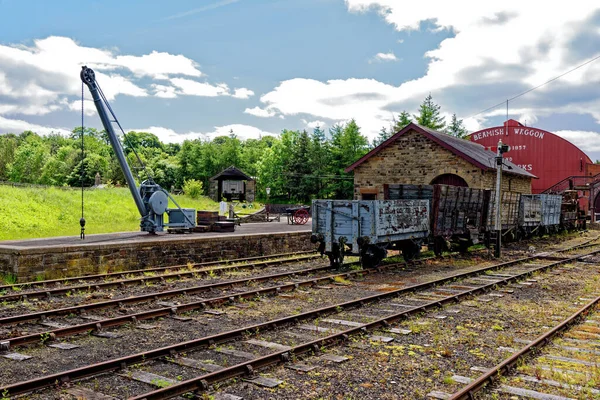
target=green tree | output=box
[330,120,369,199]
[288,130,312,202]
[151,157,180,189]
[414,93,445,131]
[308,126,331,198]
[122,131,163,154]
[372,127,391,148]
[446,113,469,138]
[374,111,413,147]
[257,143,286,200]
[393,111,412,132]
[0,134,18,180]
[67,153,109,187]
[7,141,49,183]
[39,146,80,186]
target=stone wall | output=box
[0,231,313,282]
[353,129,532,199]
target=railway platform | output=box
[0,220,312,282]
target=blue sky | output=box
[2,0,600,159]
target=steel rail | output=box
[128,249,600,399]
[449,294,600,400]
[1,258,405,348]
[0,254,320,302]
[3,232,594,299]
[0,251,317,291]
[0,260,348,326]
[2,252,481,345]
[3,230,593,294]
[3,248,596,397]
[0,249,482,326]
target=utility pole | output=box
[494,139,510,258]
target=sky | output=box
[1,0,600,159]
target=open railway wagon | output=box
[385,184,488,256]
[310,199,430,268]
[561,190,586,230]
[518,194,562,237]
[485,192,564,243]
[484,191,521,244]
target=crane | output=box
[80,66,196,233]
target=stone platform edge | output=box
[0,231,314,282]
[0,230,310,255]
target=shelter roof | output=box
[345,123,537,179]
[210,166,253,181]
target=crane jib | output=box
[80,66,196,233]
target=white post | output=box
[494,140,504,258]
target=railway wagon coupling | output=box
[312,184,583,268]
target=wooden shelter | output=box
[209,166,255,202]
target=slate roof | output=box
[345,123,537,179]
[209,166,254,181]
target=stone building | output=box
[345,123,535,200]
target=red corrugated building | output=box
[470,119,593,194]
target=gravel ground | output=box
[2,231,598,399]
[207,259,600,398]
[0,257,329,314]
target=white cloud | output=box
[244,106,277,118]
[137,124,277,143]
[170,78,230,97]
[152,84,178,99]
[555,130,600,152]
[304,120,327,129]
[0,115,71,136]
[251,1,600,140]
[68,99,97,116]
[260,77,404,138]
[115,51,202,79]
[232,88,255,99]
[168,78,254,99]
[135,126,206,143]
[345,0,600,105]
[0,36,250,119]
[209,124,277,140]
[371,52,398,62]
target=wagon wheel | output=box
[293,209,309,225]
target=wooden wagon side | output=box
[311,199,429,268]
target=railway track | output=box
[445,293,600,400]
[0,251,320,301]
[2,237,596,348]
[1,237,598,398]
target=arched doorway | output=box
[431,173,468,187]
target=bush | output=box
[182,179,204,199]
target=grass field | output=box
[0,185,260,241]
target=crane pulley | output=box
[80,66,196,233]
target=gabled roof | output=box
[210,166,253,181]
[345,123,537,179]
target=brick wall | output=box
[353,129,532,199]
[0,232,313,282]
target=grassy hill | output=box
[0,185,254,241]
